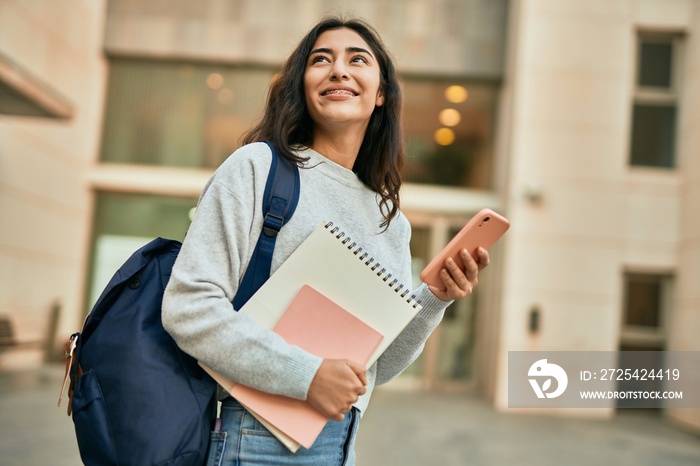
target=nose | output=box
[330,60,348,80]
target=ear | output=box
[375,88,385,107]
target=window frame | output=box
[628,30,684,169]
[619,270,674,350]
[99,57,279,169]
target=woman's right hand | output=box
[307,359,367,421]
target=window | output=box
[100,58,276,169]
[620,272,673,350]
[100,59,499,190]
[402,80,497,189]
[629,33,682,168]
[624,274,662,328]
[86,192,198,310]
[618,272,673,406]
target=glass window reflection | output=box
[402,80,497,189]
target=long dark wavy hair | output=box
[242,16,405,228]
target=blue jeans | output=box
[206,398,359,466]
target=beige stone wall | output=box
[104,0,508,78]
[667,0,700,435]
[0,1,108,367]
[493,0,695,418]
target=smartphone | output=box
[419,208,510,290]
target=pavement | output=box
[1,364,699,466]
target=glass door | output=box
[398,213,480,392]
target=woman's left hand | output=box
[428,247,490,301]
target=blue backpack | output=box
[61,142,300,466]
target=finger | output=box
[440,267,471,297]
[346,360,368,385]
[459,249,479,283]
[445,257,470,289]
[444,257,466,280]
[440,269,472,299]
[476,247,490,269]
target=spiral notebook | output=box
[206,221,422,451]
[239,221,422,364]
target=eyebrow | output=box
[309,46,375,58]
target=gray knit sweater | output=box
[162,142,449,415]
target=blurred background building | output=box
[1,0,698,434]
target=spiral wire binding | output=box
[324,222,421,307]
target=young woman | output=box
[162,15,489,466]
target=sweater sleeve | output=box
[161,153,322,401]
[373,219,451,385]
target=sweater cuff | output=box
[275,345,323,400]
[414,283,452,320]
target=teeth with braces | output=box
[324,89,356,96]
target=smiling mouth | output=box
[322,89,357,96]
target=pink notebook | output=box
[229,284,383,449]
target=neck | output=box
[310,128,366,170]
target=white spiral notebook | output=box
[202,221,423,451]
[240,221,422,362]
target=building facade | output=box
[494,0,700,434]
[1,0,698,433]
[0,0,107,367]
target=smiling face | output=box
[304,27,385,138]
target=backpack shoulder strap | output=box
[233,141,300,310]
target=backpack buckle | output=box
[263,212,284,237]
